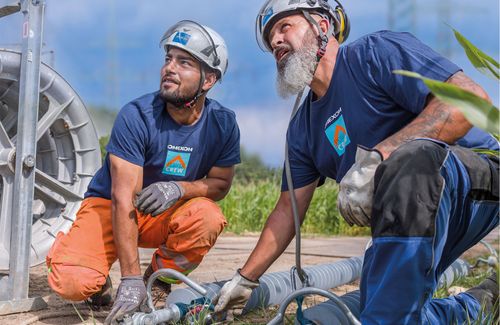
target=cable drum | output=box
[0,49,101,270]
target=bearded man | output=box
[214,1,499,324]
[46,20,240,324]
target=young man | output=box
[214,1,498,323]
[46,20,240,324]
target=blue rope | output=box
[295,295,314,325]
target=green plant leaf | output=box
[473,148,499,156]
[394,70,499,134]
[452,28,499,80]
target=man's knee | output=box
[168,198,227,254]
[371,140,448,237]
[185,198,227,235]
[381,139,448,173]
[48,264,107,301]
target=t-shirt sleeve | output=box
[214,113,241,167]
[281,123,321,192]
[106,104,149,166]
[366,31,462,114]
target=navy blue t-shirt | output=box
[86,92,240,199]
[282,31,499,191]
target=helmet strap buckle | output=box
[316,34,328,60]
[301,10,329,62]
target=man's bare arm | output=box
[239,180,318,281]
[375,71,490,159]
[177,166,235,202]
[110,154,143,276]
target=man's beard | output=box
[159,83,199,108]
[276,31,318,99]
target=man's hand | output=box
[213,270,259,317]
[135,182,184,217]
[337,146,382,227]
[104,276,147,325]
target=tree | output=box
[235,147,281,183]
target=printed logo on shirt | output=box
[162,150,191,177]
[325,112,351,157]
[167,144,193,152]
[324,107,343,129]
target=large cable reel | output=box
[0,49,101,270]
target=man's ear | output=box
[318,17,330,35]
[202,72,218,91]
[310,14,330,37]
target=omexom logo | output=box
[325,109,351,156]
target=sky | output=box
[1,0,498,166]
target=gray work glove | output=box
[337,146,382,227]
[213,269,259,318]
[135,181,184,217]
[104,276,148,325]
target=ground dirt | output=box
[0,229,497,325]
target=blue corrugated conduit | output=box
[166,256,363,311]
[118,256,471,324]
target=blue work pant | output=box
[360,139,499,324]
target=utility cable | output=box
[284,89,308,286]
[283,90,361,325]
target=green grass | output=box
[98,131,367,237]
[218,178,369,236]
[433,261,499,325]
[434,268,490,299]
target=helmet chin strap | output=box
[301,10,334,71]
[179,69,206,109]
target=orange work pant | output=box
[46,196,226,301]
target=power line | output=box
[387,0,485,59]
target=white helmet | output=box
[256,0,350,52]
[160,20,229,80]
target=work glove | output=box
[337,146,382,227]
[134,181,184,217]
[104,276,148,325]
[213,269,259,319]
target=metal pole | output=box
[0,0,47,314]
[9,0,44,300]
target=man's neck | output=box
[310,40,339,100]
[166,96,206,126]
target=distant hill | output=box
[87,106,117,137]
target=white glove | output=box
[337,146,382,227]
[213,269,259,317]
